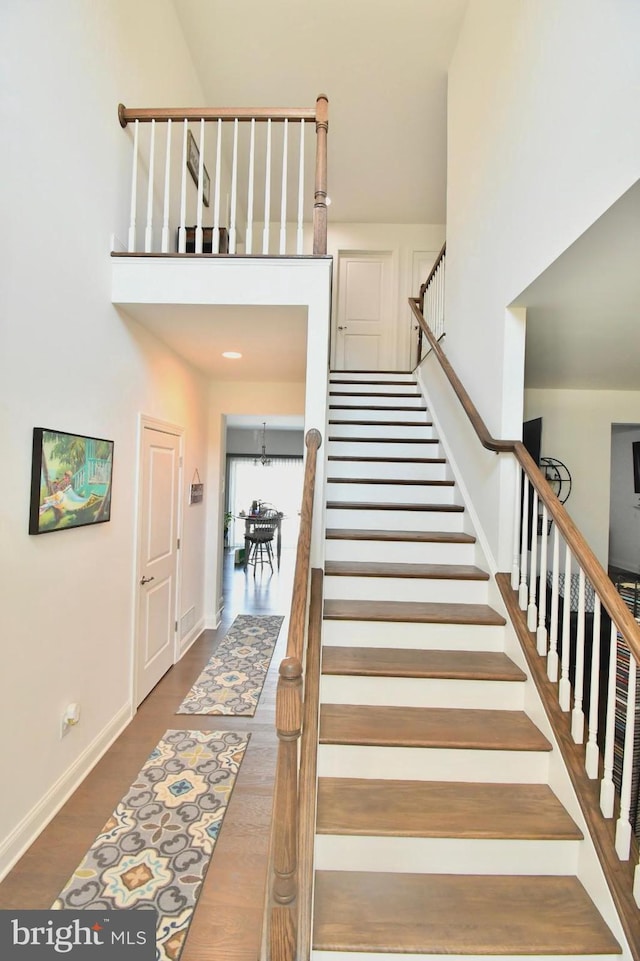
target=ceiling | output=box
[517,179,640,391]
[172,0,468,224]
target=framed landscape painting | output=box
[29,428,114,534]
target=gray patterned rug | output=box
[176,614,283,716]
[52,729,249,961]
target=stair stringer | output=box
[409,366,634,957]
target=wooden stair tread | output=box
[312,871,621,955]
[328,419,433,427]
[325,527,475,543]
[329,391,421,398]
[326,500,462,512]
[327,476,454,486]
[328,455,445,463]
[321,646,524,681]
[323,598,505,625]
[319,704,552,751]
[329,436,438,444]
[330,379,416,385]
[331,369,413,374]
[324,560,488,580]
[316,778,581,839]
[329,404,428,412]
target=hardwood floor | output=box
[0,548,295,961]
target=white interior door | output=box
[135,425,181,705]
[334,251,394,370]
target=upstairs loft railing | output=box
[409,294,640,952]
[265,428,323,961]
[415,242,446,366]
[117,96,328,257]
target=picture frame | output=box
[29,428,114,534]
[186,129,211,207]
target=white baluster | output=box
[262,119,272,254]
[127,119,139,252]
[511,465,521,591]
[615,651,637,859]
[144,119,156,253]
[585,596,601,778]
[537,503,548,655]
[518,475,529,610]
[527,488,539,631]
[279,118,288,254]
[571,567,586,743]
[212,119,222,253]
[246,118,256,255]
[547,525,560,681]
[296,119,305,254]
[195,118,205,254]
[229,118,238,254]
[178,120,188,253]
[600,621,618,817]
[559,543,572,711]
[634,860,640,907]
[161,119,172,253]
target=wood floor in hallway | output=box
[0,548,295,961]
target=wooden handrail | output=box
[286,429,322,661]
[408,294,640,664]
[296,567,323,960]
[118,104,317,127]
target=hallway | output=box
[0,549,295,961]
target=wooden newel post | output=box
[269,656,303,960]
[313,95,329,256]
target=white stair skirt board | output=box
[324,538,477,566]
[319,676,525,711]
[328,424,436,440]
[314,835,580,877]
[323,574,489,605]
[325,481,454,503]
[321,620,507,651]
[325,508,464,532]
[326,459,448,479]
[317,744,551,784]
[327,440,442,458]
[328,407,429,423]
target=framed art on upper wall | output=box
[29,428,114,534]
[186,129,211,207]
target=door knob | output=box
[337,325,347,330]
[140,575,155,586]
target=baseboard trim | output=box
[0,702,132,882]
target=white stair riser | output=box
[328,407,428,423]
[321,619,506,651]
[329,383,421,395]
[324,539,477,566]
[317,744,550,783]
[330,373,415,383]
[314,835,579,877]
[323,575,488,605]
[326,482,454,505]
[313,951,623,961]
[328,424,435,440]
[325,508,463,532]
[328,441,441,458]
[320,675,524,711]
[329,393,424,407]
[326,460,449,480]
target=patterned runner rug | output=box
[52,729,249,961]
[176,614,283,716]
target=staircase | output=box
[311,370,624,960]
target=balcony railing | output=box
[117,96,328,257]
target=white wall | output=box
[0,0,210,876]
[442,0,640,567]
[524,389,640,569]
[608,427,640,575]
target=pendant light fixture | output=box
[254,422,272,466]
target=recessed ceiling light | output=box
[222,351,242,359]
